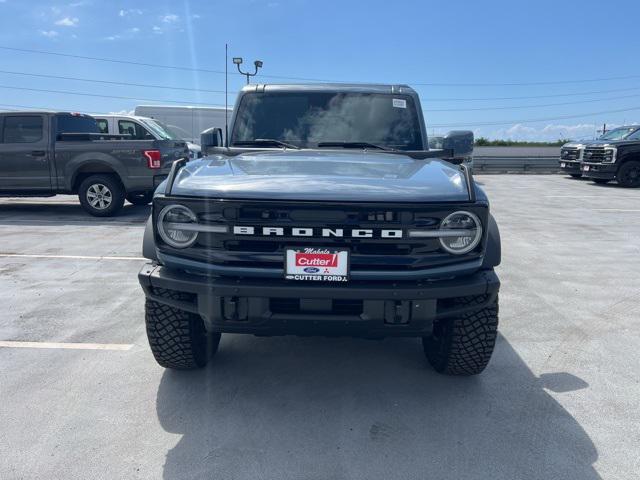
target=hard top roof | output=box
[241,83,417,95]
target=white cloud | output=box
[109,109,135,116]
[40,30,59,38]
[103,27,141,41]
[152,25,163,34]
[119,8,142,17]
[191,14,201,19]
[475,123,609,142]
[161,13,179,23]
[55,16,79,27]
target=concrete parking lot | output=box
[0,175,639,480]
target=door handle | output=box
[30,150,46,157]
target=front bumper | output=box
[559,161,582,174]
[581,162,617,180]
[138,263,500,338]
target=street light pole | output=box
[232,57,263,84]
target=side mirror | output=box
[442,130,474,164]
[200,127,223,155]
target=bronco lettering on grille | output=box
[232,226,403,239]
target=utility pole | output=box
[225,43,228,146]
[233,57,263,84]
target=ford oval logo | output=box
[303,267,320,274]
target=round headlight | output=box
[157,204,199,249]
[438,211,482,255]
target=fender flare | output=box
[67,159,127,192]
[142,216,158,261]
[482,213,501,269]
[616,155,640,172]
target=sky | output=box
[0,0,639,141]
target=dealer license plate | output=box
[560,162,566,168]
[583,165,590,172]
[285,247,349,282]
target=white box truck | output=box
[134,105,230,145]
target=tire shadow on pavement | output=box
[0,202,150,226]
[155,334,599,480]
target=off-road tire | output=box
[145,291,221,369]
[569,173,582,178]
[592,178,609,185]
[616,161,640,188]
[423,294,499,376]
[126,191,154,206]
[78,174,125,217]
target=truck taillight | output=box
[144,150,162,169]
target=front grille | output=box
[156,199,487,275]
[560,148,581,161]
[583,147,606,163]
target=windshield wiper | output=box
[234,138,301,149]
[317,141,398,152]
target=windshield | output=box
[165,124,193,142]
[599,127,639,140]
[231,92,423,150]
[140,118,179,140]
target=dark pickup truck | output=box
[580,125,640,187]
[0,111,189,215]
[139,83,502,376]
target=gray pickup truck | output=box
[139,83,502,376]
[0,111,189,216]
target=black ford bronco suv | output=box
[138,84,502,375]
[580,125,640,187]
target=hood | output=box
[586,140,634,147]
[169,150,471,203]
[563,139,600,149]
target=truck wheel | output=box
[592,179,609,184]
[78,174,125,217]
[422,295,499,376]
[126,191,154,206]
[145,293,220,369]
[617,161,640,188]
[569,173,582,178]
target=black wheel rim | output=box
[621,165,640,186]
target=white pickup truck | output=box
[93,114,201,159]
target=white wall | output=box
[134,106,231,144]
